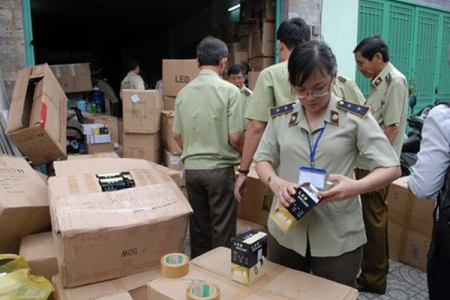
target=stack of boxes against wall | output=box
[219,0,275,89]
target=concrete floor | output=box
[359,259,428,300]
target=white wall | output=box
[321,0,359,80]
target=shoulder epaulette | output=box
[338,75,347,83]
[243,88,252,96]
[269,102,296,118]
[336,100,370,118]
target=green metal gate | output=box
[357,0,450,112]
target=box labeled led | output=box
[231,229,267,286]
[270,184,320,233]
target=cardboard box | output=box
[249,19,275,58]
[123,132,162,163]
[49,62,92,93]
[49,158,193,287]
[163,96,176,111]
[122,89,163,134]
[252,0,276,19]
[86,142,115,154]
[231,229,267,285]
[161,110,182,155]
[162,59,199,97]
[237,169,273,227]
[236,218,267,234]
[52,270,159,300]
[147,247,358,299]
[118,118,123,146]
[19,231,58,282]
[163,149,185,186]
[96,292,133,300]
[0,155,50,253]
[6,63,67,166]
[83,113,120,147]
[67,152,120,160]
[248,56,275,71]
[387,176,434,272]
[150,161,183,188]
[248,71,260,91]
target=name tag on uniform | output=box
[298,167,327,190]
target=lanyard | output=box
[306,122,327,168]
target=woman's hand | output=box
[270,176,299,210]
[317,174,359,206]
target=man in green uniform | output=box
[353,35,408,294]
[120,58,145,99]
[172,36,244,259]
[234,17,311,200]
[228,64,252,129]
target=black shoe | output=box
[356,281,385,295]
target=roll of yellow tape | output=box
[186,282,221,300]
[160,253,190,278]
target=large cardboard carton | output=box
[67,152,120,160]
[387,176,434,272]
[19,231,58,282]
[149,160,183,188]
[161,110,182,155]
[162,59,199,97]
[0,155,50,253]
[147,247,358,299]
[237,168,273,227]
[52,270,159,300]
[6,63,67,166]
[49,158,193,287]
[49,62,92,93]
[123,132,162,163]
[248,71,260,91]
[96,292,133,300]
[248,56,275,71]
[249,19,275,58]
[122,89,163,134]
[163,96,176,111]
[86,141,115,154]
[163,149,185,187]
[236,218,267,234]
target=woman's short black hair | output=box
[288,40,337,87]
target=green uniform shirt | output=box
[120,72,145,99]
[357,62,408,170]
[332,74,366,104]
[254,94,399,257]
[173,69,244,170]
[245,61,296,122]
[238,86,252,129]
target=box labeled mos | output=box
[231,229,267,286]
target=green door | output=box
[357,0,450,112]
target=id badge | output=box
[298,167,327,190]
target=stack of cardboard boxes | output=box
[122,89,163,163]
[159,59,200,190]
[15,156,193,299]
[217,0,276,77]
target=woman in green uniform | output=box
[253,40,401,288]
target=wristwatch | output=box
[237,168,249,175]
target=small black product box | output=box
[231,229,267,285]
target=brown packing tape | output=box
[160,253,190,278]
[186,282,221,300]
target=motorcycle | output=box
[400,88,438,176]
